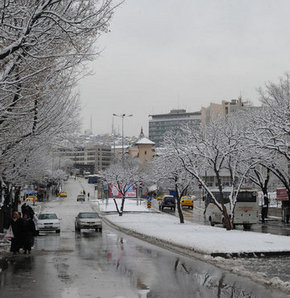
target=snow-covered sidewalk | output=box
[97,198,290,257]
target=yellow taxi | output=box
[57,192,67,197]
[26,196,38,203]
[156,196,163,200]
[181,196,194,209]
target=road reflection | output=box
[102,227,287,298]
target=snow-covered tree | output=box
[151,148,195,223]
[101,157,142,216]
[163,114,258,230]
[0,0,120,230]
[0,0,119,182]
[248,74,290,200]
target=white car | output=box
[75,212,102,232]
[36,212,61,235]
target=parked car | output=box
[159,195,176,211]
[77,194,85,202]
[36,212,61,235]
[75,212,102,232]
[57,192,67,197]
[181,196,194,209]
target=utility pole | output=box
[112,113,133,162]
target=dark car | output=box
[77,194,85,202]
[159,195,176,211]
[75,212,102,232]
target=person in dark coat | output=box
[10,211,23,254]
[22,213,36,254]
[21,202,35,219]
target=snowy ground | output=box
[95,197,290,256]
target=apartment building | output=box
[201,97,245,125]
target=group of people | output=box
[10,203,36,255]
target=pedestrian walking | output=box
[87,192,90,200]
[21,202,35,219]
[10,211,23,254]
[83,190,86,195]
[22,213,36,254]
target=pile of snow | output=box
[97,198,290,255]
[98,198,152,213]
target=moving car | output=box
[26,196,38,203]
[57,192,67,197]
[36,212,60,234]
[77,194,85,202]
[159,195,176,211]
[75,212,102,232]
[181,196,194,209]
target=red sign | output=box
[109,184,136,198]
[276,188,289,201]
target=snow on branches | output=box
[101,157,143,216]
[0,0,120,185]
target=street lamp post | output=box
[112,113,133,160]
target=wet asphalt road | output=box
[0,178,289,298]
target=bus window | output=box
[236,192,257,202]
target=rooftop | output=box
[135,137,155,145]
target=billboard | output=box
[276,188,289,201]
[109,184,136,198]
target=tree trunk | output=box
[113,198,121,215]
[0,180,3,233]
[13,186,21,212]
[175,184,184,224]
[216,171,232,230]
[120,196,125,216]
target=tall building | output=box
[149,109,201,147]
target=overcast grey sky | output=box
[78,0,290,137]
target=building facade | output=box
[129,137,155,163]
[201,97,245,125]
[149,109,201,147]
[57,144,112,174]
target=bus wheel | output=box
[209,217,214,226]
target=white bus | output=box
[205,190,259,229]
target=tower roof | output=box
[136,137,155,145]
